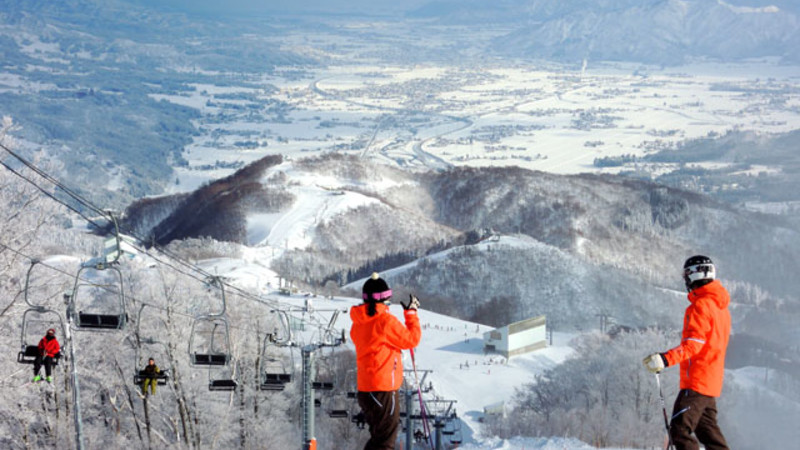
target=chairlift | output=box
[327,392,349,419]
[259,346,294,391]
[442,410,459,436]
[258,311,295,392]
[449,425,463,445]
[209,379,238,391]
[312,347,336,391]
[67,212,127,331]
[442,417,461,436]
[18,261,67,364]
[188,277,232,367]
[133,368,169,386]
[132,305,170,387]
[186,277,236,390]
[189,321,231,366]
[208,366,238,392]
[344,369,358,399]
[67,261,127,330]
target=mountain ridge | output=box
[123,154,800,337]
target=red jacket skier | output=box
[350,273,421,450]
[644,255,731,450]
[33,328,61,383]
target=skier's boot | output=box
[46,376,53,383]
[32,375,41,383]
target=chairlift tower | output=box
[297,309,347,450]
[266,303,347,450]
[425,399,458,450]
[400,368,433,450]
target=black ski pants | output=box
[669,389,729,450]
[357,390,400,450]
[33,355,54,377]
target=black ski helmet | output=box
[683,255,715,291]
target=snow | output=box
[156,60,800,192]
[458,436,608,450]
[248,163,383,250]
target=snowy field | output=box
[160,60,800,193]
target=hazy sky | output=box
[127,1,800,17]
[128,0,433,16]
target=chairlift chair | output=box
[208,366,238,392]
[344,369,358,399]
[209,379,238,391]
[18,316,66,365]
[68,261,127,331]
[327,392,349,419]
[134,368,169,386]
[259,349,294,391]
[449,427,463,445]
[18,261,67,364]
[442,411,459,436]
[258,312,295,391]
[201,331,236,391]
[311,347,336,391]
[189,320,232,366]
[188,277,232,367]
[132,305,170,387]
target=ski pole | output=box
[410,348,434,450]
[655,372,675,450]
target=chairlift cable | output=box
[0,146,290,313]
[0,238,281,336]
[1,144,247,292]
[0,158,105,229]
[0,142,108,218]
[0,147,343,345]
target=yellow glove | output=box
[643,353,666,374]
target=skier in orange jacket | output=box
[644,255,731,450]
[350,273,421,450]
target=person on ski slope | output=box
[33,328,61,383]
[140,358,161,396]
[643,255,731,450]
[350,273,421,450]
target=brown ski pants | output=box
[669,389,729,450]
[357,390,400,450]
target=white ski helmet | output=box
[683,255,715,291]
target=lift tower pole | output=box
[64,291,85,450]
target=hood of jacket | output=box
[350,302,389,324]
[688,279,730,310]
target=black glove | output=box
[401,295,420,311]
[55,352,62,359]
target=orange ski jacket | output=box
[664,279,731,397]
[38,336,61,358]
[350,303,421,392]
